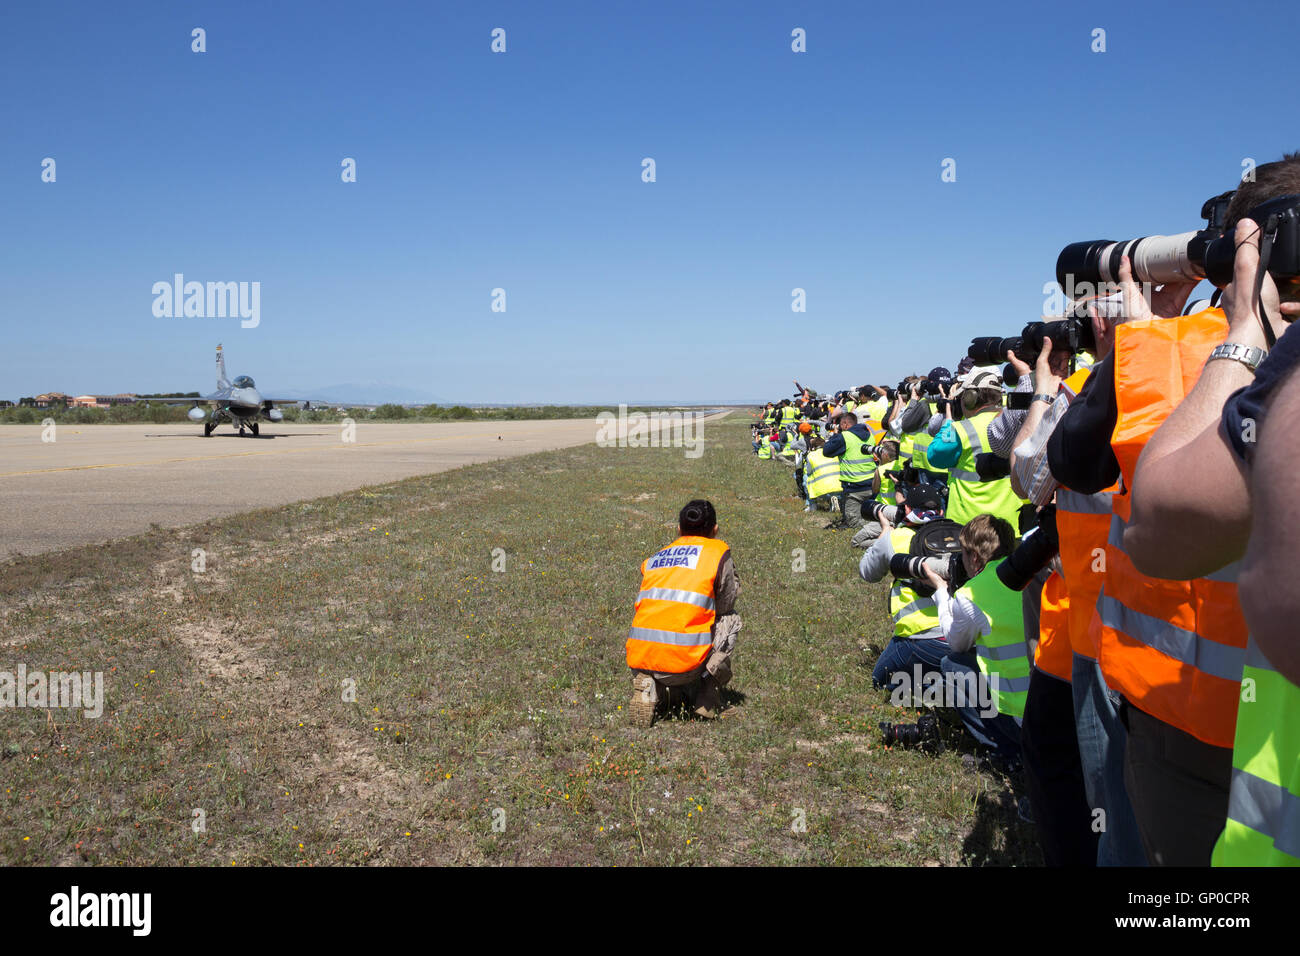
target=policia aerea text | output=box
[749,153,1300,867]
[626,500,740,727]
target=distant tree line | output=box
[0,403,659,425]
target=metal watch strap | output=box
[1032,393,1055,406]
[1208,343,1266,372]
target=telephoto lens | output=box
[967,336,1022,366]
[888,552,929,581]
[1020,318,1096,356]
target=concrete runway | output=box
[0,417,719,558]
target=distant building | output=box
[34,392,70,408]
[72,394,137,408]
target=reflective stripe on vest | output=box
[1097,308,1247,748]
[839,431,877,486]
[961,557,1031,718]
[757,437,773,459]
[626,536,727,673]
[877,470,897,505]
[887,527,941,640]
[804,449,843,498]
[945,411,1023,526]
[1213,638,1300,866]
[1054,365,1116,659]
[1035,571,1073,683]
[912,429,939,474]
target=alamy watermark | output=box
[152,274,260,328]
[889,663,996,719]
[596,405,703,459]
[0,665,103,718]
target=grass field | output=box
[0,413,1040,866]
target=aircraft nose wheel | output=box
[203,422,214,437]
[250,422,259,437]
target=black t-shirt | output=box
[1223,321,1300,464]
[1047,355,1121,494]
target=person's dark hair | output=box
[679,499,717,537]
[1225,152,1300,229]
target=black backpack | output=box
[909,519,963,559]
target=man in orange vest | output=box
[1119,160,1300,866]
[626,500,741,726]
[1050,237,1255,865]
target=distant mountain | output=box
[276,384,451,406]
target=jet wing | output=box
[140,391,229,405]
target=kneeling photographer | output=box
[917,513,1028,773]
[860,484,962,690]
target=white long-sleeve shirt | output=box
[931,584,991,654]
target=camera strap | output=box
[1256,224,1279,350]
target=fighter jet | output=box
[162,345,305,437]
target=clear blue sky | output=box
[2,0,1296,404]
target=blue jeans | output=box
[1071,653,1147,867]
[941,652,1022,762]
[872,634,949,690]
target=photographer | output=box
[860,484,954,689]
[1043,174,1287,865]
[918,514,1027,771]
[821,411,879,529]
[925,369,1024,526]
[988,355,1036,460]
[801,434,842,514]
[1213,320,1300,865]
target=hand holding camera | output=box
[1222,217,1298,349]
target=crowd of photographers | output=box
[749,153,1300,868]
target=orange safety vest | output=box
[1054,366,1118,662]
[626,535,729,674]
[1035,570,1073,683]
[1095,307,1248,749]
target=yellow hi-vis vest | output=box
[1213,637,1300,866]
[757,435,773,459]
[839,430,877,487]
[877,468,898,505]
[626,536,728,674]
[960,557,1032,719]
[804,448,842,499]
[945,410,1023,526]
[888,527,941,640]
[780,406,800,430]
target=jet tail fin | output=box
[216,344,230,389]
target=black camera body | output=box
[996,505,1058,592]
[1204,193,1300,287]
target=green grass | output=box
[0,414,1040,865]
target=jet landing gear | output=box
[250,422,259,437]
[203,421,215,437]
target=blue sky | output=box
[2,0,1296,404]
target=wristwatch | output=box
[1208,343,1267,373]
[1031,393,1056,406]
